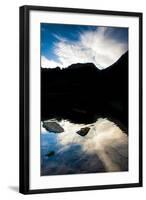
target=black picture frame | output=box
[19,5,143,194]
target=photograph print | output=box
[40,23,129,176]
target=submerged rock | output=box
[46,151,55,157]
[43,121,64,133]
[76,127,90,137]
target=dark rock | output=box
[45,151,55,157]
[43,121,64,133]
[76,127,90,136]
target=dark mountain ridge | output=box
[41,51,128,132]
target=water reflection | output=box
[41,118,128,176]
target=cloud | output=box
[41,27,128,69]
[41,56,62,69]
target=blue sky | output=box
[41,23,128,69]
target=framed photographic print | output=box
[19,5,143,194]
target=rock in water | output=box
[76,127,90,136]
[45,151,55,157]
[43,121,64,133]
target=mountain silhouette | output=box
[41,51,128,133]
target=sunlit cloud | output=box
[41,56,61,69]
[41,27,128,69]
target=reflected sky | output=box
[41,118,128,176]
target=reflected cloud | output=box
[41,118,128,175]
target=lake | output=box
[41,118,128,176]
